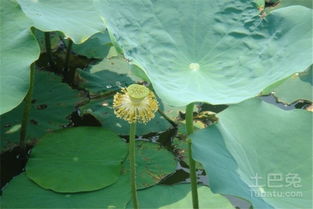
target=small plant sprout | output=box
[113,84,158,209]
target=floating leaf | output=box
[192,98,312,208]
[78,70,133,95]
[107,46,119,58]
[1,141,176,207]
[78,65,131,96]
[26,127,128,193]
[127,141,177,189]
[95,1,312,106]
[272,0,312,9]
[79,98,172,136]
[161,102,224,127]
[161,104,185,123]
[77,55,142,96]
[127,184,233,209]
[1,173,130,209]
[0,70,81,151]
[0,0,40,115]
[263,66,312,104]
[89,55,140,81]
[17,0,105,44]
[70,31,112,59]
[173,138,202,169]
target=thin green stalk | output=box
[129,122,139,209]
[20,64,36,149]
[186,103,199,209]
[64,39,73,73]
[44,32,54,70]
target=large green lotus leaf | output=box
[26,127,128,193]
[125,141,177,189]
[79,98,171,136]
[16,0,105,44]
[127,184,233,209]
[1,142,176,208]
[0,0,40,115]
[94,0,313,106]
[1,173,131,209]
[0,70,81,151]
[263,66,312,104]
[70,31,112,59]
[191,98,312,209]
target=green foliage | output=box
[26,127,128,193]
[78,70,133,95]
[2,140,178,208]
[89,55,141,81]
[95,0,313,106]
[129,184,234,209]
[263,66,312,104]
[127,141,177,189]
[272,0,312,9]
[0,0,40,115]
[77,55,139,95]
[161,104,185,123]
[0,70,81,151]
[70,31,112,59]
[1,0,312,208]
[191,98,312,209]
[16,0,105,43]
[79,98,172,136]
[173,137,203,169]
[130,65,151,83]
[32,29,61,53]
[1,173,131,209]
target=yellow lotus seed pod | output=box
[113,84,158,123]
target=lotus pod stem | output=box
[129,122,139,209]
[20,64,36,149]
[186,103,199,209]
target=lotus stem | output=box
[129,122,139,209]
[113,84,158,209]
[64,38,72,73]
[186,103,199,209]
[44,32,54,70]
[20,64,36,149]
